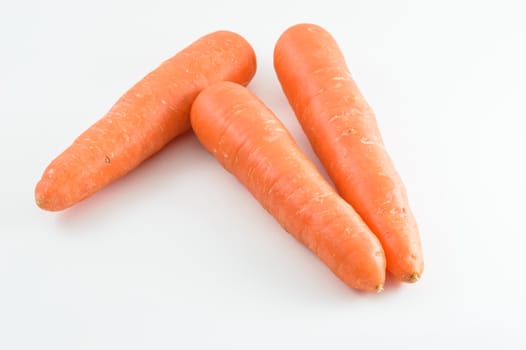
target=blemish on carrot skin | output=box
[360,137,375,145]
[328,114,343,124]
[104,156,111,164]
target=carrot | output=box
[274,23,423,283]
[190,81,386,292]
[35,30,256,211]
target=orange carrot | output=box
[274,23,423,283]
[35,30,256,211]
[190,81,385,292]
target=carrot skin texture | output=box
[35,31,256,211]
[274,23,423,282]
[190,82,386,292]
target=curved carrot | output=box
[35,30,256,211]
[274,23,423,283]
[190,81,385,292]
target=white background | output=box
[1,0,525,348]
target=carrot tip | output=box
[404,273,420,283]
[375,284,384,293]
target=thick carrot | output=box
[274,23,423,283]
[35,30,256,211]
[190,81,385,292]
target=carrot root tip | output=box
[404,273,420,283]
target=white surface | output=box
[1,0,525,348]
